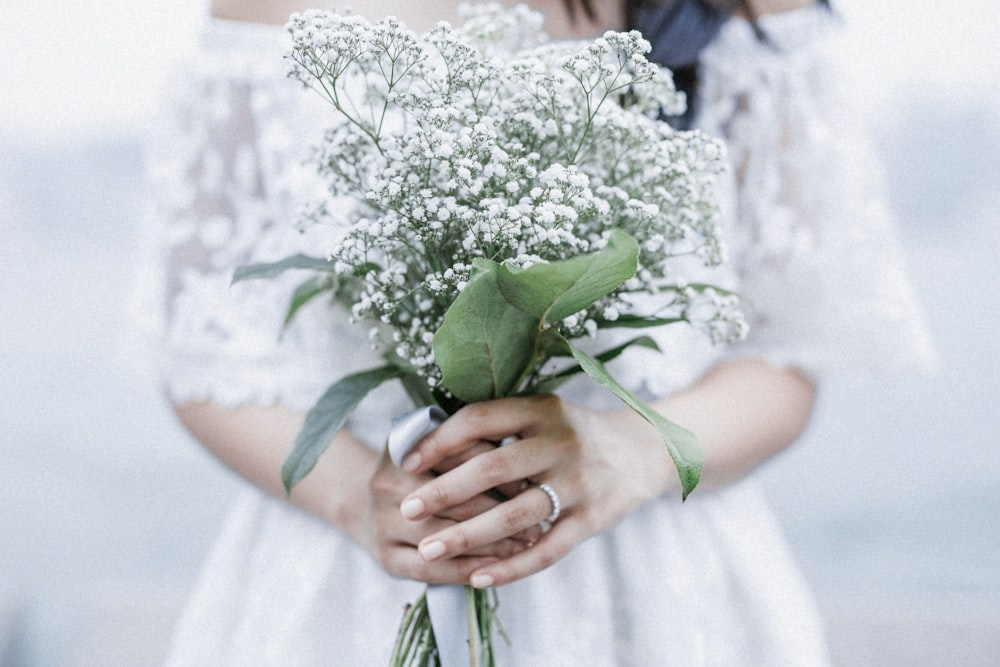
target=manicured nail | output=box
[470,573,494,589]
[400,498,424,519]
[419,540,446,561]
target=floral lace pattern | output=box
[696,10,934,375]
[134,21,385,412]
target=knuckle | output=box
[456,401,491,430]
[430,484,453,508]
[459,401,490,421]
[501,504,532,532]
[450,527,471,552]
[476,452,512,485]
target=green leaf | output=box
[594,314,687,329]
[232,254,335,284]
[686,282,740,297]
[558,334,702,499]
[282,365,403,493]
[495,230,638,325]
[433,262,539,403]
[283,276,332,328]
[533,335,661,394]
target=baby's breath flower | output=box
[287,5,737,385]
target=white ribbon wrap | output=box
[387,406,480,667]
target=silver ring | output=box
[538,483,561,524]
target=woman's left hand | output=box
[395,394,678,588]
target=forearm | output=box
[649,357,816,492]
[173,401,379,549]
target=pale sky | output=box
[0,0,997,142]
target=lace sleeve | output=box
[695,8,935,379]
[133,20,380,411]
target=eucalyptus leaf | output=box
[282,365,403,493]
[495,230,638,325]
[558,334,702,499]
[233,254,335,284]
[433,262,539,403]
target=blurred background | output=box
[1,1,998,665]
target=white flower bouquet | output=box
[235,4,745,665]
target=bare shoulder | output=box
[746,0,819,17]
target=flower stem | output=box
[466,586,482,667]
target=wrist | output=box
[602,407,680,501]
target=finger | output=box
[415,485,557,562]
[494,478,532,503]
[378,544,502,585]
[403,397,548,474]
[379,533,538,584]
[433,440,497,474]
[400,441,559,520]
[435,493,500,523]
[438,449,532,504]
[376,512,456,548]
[467,518,582,588]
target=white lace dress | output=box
[137,7,932,666]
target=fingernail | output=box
[470,573,494,589]
[400,498,424,519]
[419,540,445,561]
[402,453,421,472]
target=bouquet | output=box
[235,4,745,665]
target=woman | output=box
[140,0,930,663]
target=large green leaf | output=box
[233,254,336,284]
[433,261,539,403]
[282,365,403,493]
[495,230,638,325]
[558,334,702,500]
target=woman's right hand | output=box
[367,446,538,585]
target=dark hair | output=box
[562,0,597,22]
[560,0,831,29]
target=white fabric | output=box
[136,6,931,666]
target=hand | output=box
[367,444,539,585]
[396,394,677,588]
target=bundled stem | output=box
[390,587,501,667]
